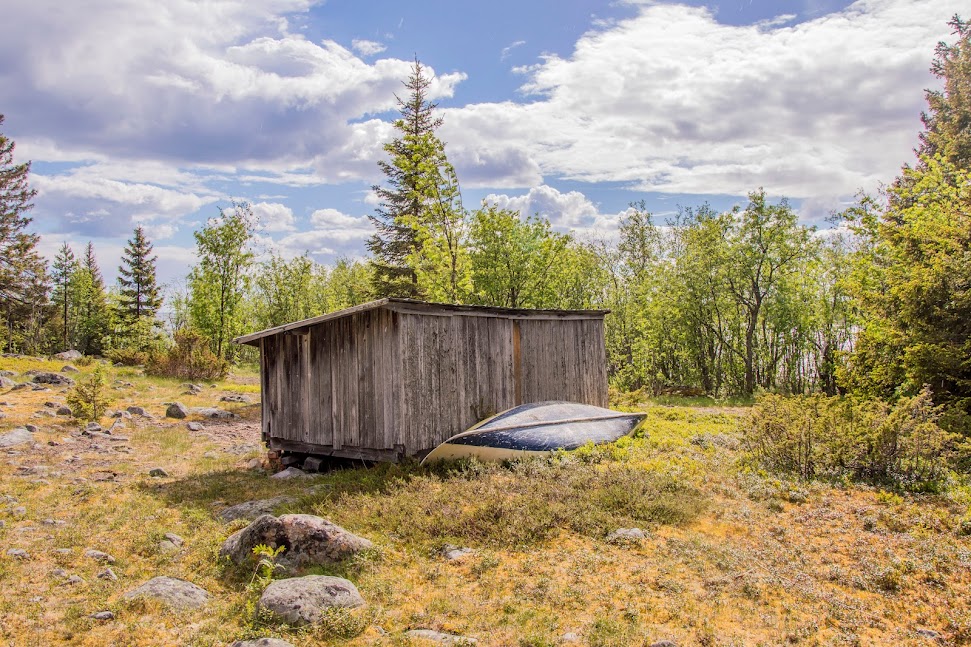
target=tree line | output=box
[1,17,969,422]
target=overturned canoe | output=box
[421,401,646,464]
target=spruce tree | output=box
[368,58,454,298]
[117,227,162,344]
[51,242,77,350]
[0,114,48,353]
[75,242,111,354]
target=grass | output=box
[1,359,970,645]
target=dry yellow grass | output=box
[0,357,969,646]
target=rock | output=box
[649,642,678,647]
[85,422,102,432]
[112,410,133,419]
[158,540,179,553]
[32,409,56,418]
[90,611,114,620]
[164,532,185,547]
[31,372,75,386]
[64,574,84,585]
[122,576,210,610]
[61,365,79,373]
[203,451,218,459]
[442,545,474,561]
[217,496,295,522]
[186,422,204,431]
[165,402,188,419]
[405,629,478,644]
[97,567,118,581]
[56,406,72,416]
[220,514,373,569]
[10,383,29,391]
[246,458,263,470]
[0,370,14,377]
[220,394,251,403]
[606,528,647,544]
[230,639,295,647]
[561,633,581,643]
[24,424,38,433]
[84,549,116,564]
[0,376,14,389]
[190,407,237,419]
[149,467,169,478]
[126,406,148,416]
[271,467,310,480]
[54,350,83,360]
[302,456,324,472]
[52,567,69,578]
[917,629,943,641]
[0,428,33,448]
[257,575,364,625]
[6,548,29,559]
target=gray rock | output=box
[56,406,72,416]
[165,402,189,419]
[257,575,364,625]
[270,467,310,480]
[24,424,38,433]
[220,394,251,403]
[164,532,185,547]
[203,451,218,459]
[606,528,647,543]
[122,576,210,610]
[126,406,148,416]
[190,406,237,419]
[0,428,33,448]
[149,467,169,477]
[0,370,15,377]
[218,496,295,522]
[97,567,118,581]
[54,350,83,360]
[112,410,133,419]
[220,514,373,570]
[0,376,14,389]
[230,640,296,647]
[246,458,263,470]
[442,544,474,561]
[32,409,56,418]
[561,633,581,643]
[84,549,116,564]
[6,548,29,559]
[10,382,30,391]
[405,629,478,644]
[31,372,75,386]
[649,642,678,647]
[158,540,179,553]
[64,574,84,585]
[90,611,114,620]
[85,422,102,432]
[186,422,204,431]
[61,365,79,373]
[917,629,943,641]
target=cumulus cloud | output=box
[249,201,296,232]
[485,185,630,240]
[309,208,373,240]
[352,39,387,56]
[444,0,962,198]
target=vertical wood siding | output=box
[261,306,608,459]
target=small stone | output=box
[64,574,84,585]
[11,506,26,516]
[442,545,474,561]
[90,611,114,620]
[52,567,69,578]
[56,406,72,416]
[270,466,310,480]
[917,629,942,641]
[203,451,218,459]
[229,639,296,647]
[158,540,179,553]
[405,629,478,644]
[98,567,118,581]
[606,528,647,543]
[122,576,210,610]
[165,402,189,419]
[560,634,581,643]
[85,422,102,433]
[54,548,72,555]
[84,549,116,564]
[112,410,132,419]
[649,642,678,647]
[42,518,65,526]
[0,376,15,389]
[6,548,29,559]
[61,365,80,373]
[220,394,251,403]
[54,350,82,361]
[24,424,38,433]
[246,458,262,470]
[126,406,148,416]
[186,422,204,431]
[164,532,185,547]
[149,467,169,478]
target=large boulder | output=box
[31,372,75,386]
[165,402,189,419]
[219,514,373,569]
[257,575,364,626]
[0,428,33,448]
[218,496,295,522]
[54,350,83,360]
[122,576,210,610]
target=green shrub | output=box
[66,364,113,422]
[146,329,227,381]
[105,347,152,366]
[742,387,966,490]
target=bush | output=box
[105,347,152,366]
[742,387,968,490]
[146,329,227,381]
[66,364,113,422]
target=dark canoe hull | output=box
[421,401,646,464]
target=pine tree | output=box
[117,227,162,346]
[919,15,971,167]
[51,242,77,350]
[0,114,48,353]
[368,58,455,298]
[74,242,111,354]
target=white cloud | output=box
[309,208,372,240]
[501,40,526,61]
[443,0,962,198]
[249,201,296,232]
[484,185,631,240]
[352,39,387,56]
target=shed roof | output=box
[234,298,608,346]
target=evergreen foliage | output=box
[66,363,113,422]
[117,226,162,348]
[50,242,77,350]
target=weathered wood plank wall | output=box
[258,303,608,460]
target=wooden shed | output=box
[235,298,608,462]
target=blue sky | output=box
[0,0,960,288]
